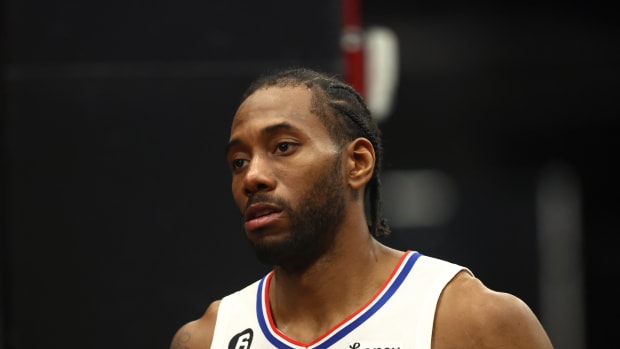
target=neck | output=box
[267,237,404,341]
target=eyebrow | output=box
[225,121,294,156]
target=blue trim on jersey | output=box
[256,276,296,348]
[315,251,421,348]
[255,251,422,349]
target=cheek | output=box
[276,165,310,185]
[279,163,327,192]
[231,178,245,207]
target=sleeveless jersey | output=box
[210,250,471,349]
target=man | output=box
[170,67,554,348]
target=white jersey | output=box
[211,250,471,349]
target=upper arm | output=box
[169,300,221,349]
[433,272,554,349]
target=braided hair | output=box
[240,67,391,239]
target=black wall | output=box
[2,1,341,348]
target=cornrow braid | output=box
[240,67,391,238]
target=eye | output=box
[275,142,298,154]
[276,142,290,153]
[230,158,248,170]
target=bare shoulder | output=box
[169,300,221,349]
[433,271,554,349]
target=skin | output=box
[170,85,554,349]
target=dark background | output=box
[1,1,617,348]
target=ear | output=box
[345,137,376,190]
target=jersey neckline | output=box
[254,250,421,349]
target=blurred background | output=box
[1,0,617,348]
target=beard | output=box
[245,154,347,272]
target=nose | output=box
[242,156,274,196]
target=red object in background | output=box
[341,0,365,97]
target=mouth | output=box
[244,203,281,221]
[244,203,283,231]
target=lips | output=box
[244,203,283,231]
[244,203,281,221]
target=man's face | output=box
[226,86,347,270]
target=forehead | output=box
[230,86,327,136]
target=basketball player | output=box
[169,67,554,349]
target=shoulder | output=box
[169,300,221,349]
[433,271,554,349]
[168,276,267,349]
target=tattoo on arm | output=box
[173,330,191,349]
